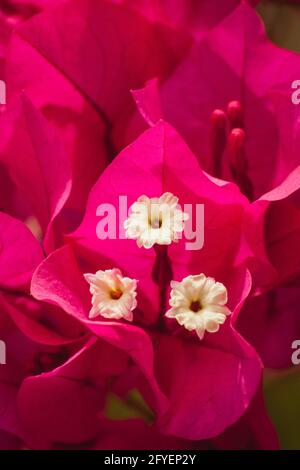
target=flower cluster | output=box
[1,0,299,450]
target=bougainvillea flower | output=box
[7,0,192,149]
[5,0,296,290]
[123,1,300,370]
[0,211,84,345]
[124,192,189,248]
[0,208,91,346]
[31,121,270,441]
[166,274,231,340]
[0,0,194,240]
[84,268,138,321]
[0,1,263,247]
[0,0,286,450]
[0,300,135,449]
[0,212,69,444]
[5,1,261,169]
[5,0,296,238]
[0,212,140,448]
[129,2,300,200]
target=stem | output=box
[152,245,173,322]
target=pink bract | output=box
[31,122,265,440]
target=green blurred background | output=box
[259,0,300,54]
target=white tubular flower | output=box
[124,192,188,249]
[84,268,137,321]
[166,274,231,340]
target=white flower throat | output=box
[124,192,189,249]
[166,274,231,340]
[85,269,230,340]
[86,190,229,338]
[84,269,137,321]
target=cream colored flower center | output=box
[84,268,137,321]
[166,274,231,340]
[124,192,188,249]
